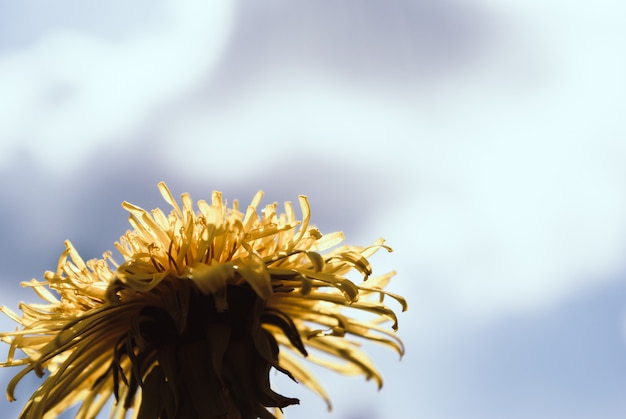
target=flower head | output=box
[1,182,406,418]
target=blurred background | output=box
[1,0,626,418]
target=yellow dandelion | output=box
[1,182,406,418]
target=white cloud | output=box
[0,0,235,171]
[1,0,624,326]
[150,1,626,319]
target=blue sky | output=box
[1,0,626,418]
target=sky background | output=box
[1,0,626,418]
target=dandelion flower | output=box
[1,182,406,418]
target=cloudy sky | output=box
[1,0,626,418]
